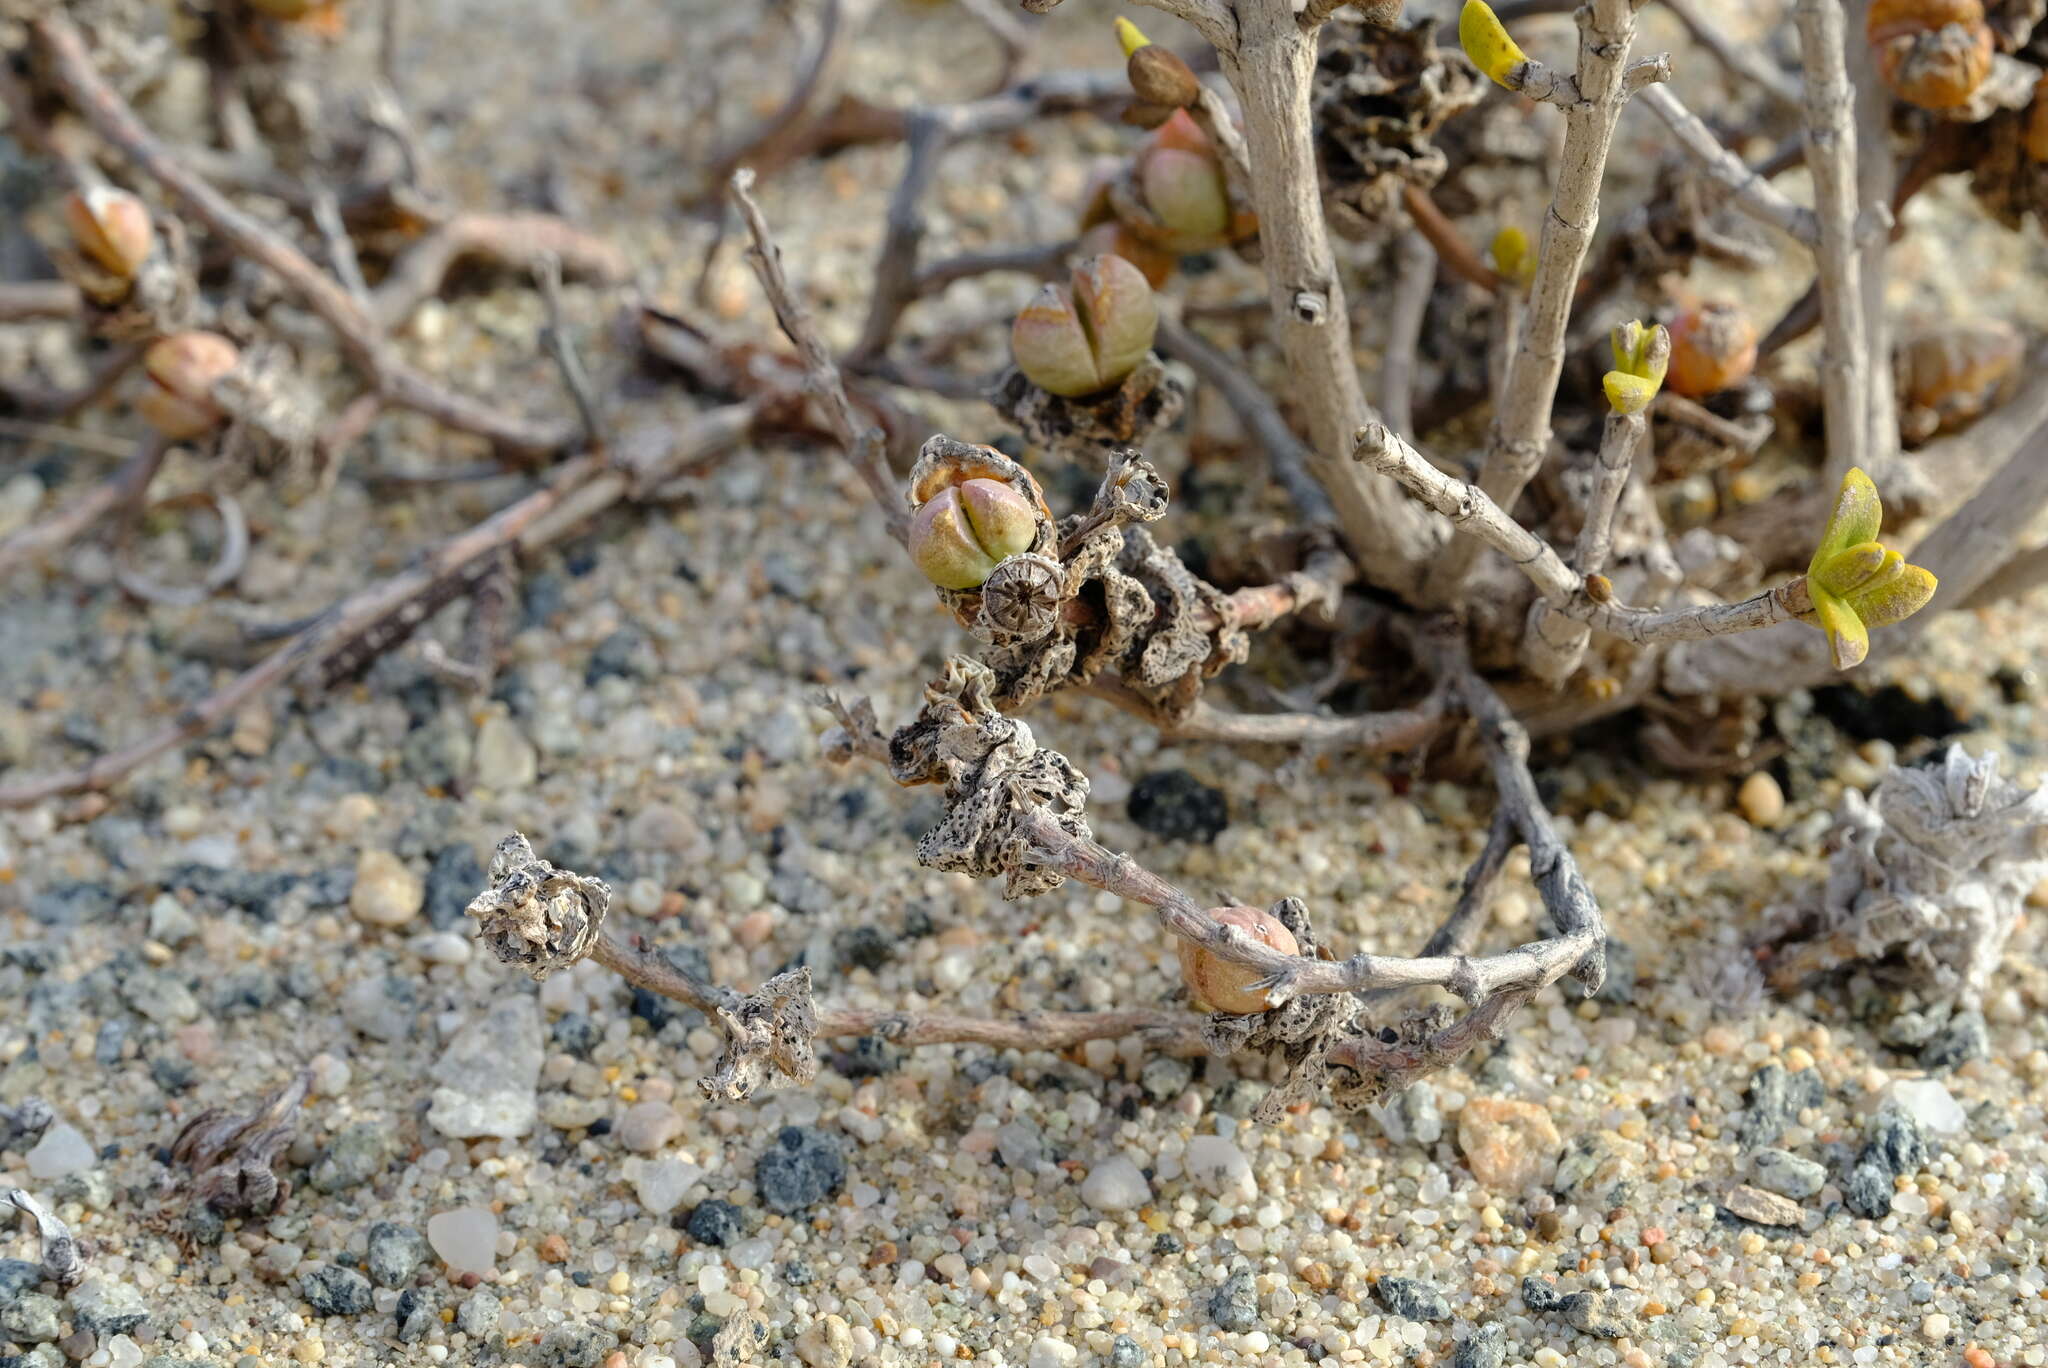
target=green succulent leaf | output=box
[1602,371,1657,416]
[1808,467,1883,576]
[1811,541,1889,597]
[1846,560,1938,629]
[1799,468,1937,670]
[1809,584,1870,671]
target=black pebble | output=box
[1128,769,1229,843]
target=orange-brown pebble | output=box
[538,1233,569,1263]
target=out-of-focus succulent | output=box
[62,187,153,281]
[1179,906,1300,1015]
[1666,301,1758,399]
[1129,111,1234,253]
[1117,17,1201,110]
[1602,320,1671,416]
[1459,0,1527,89]
[1867,0,1994,111]
[1076,220,1177,289]
[1491,225,1534,292]
[1011,254,1159,400]
[1893,319,2023,443]
[1801,467,1938,670]
[136,332,239,439]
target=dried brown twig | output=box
[0,434,169,578]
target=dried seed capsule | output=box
[1867,0,1993,111]
[978,552,1064,639]
[62,186,153,280]
[1179,905,1299,1015]
[1665,302,1758,399]
[136,332,239,440]
[908,477,1040,590]
[1011,254,1159,399]
[1118,17,1201,109]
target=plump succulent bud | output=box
[1118,17,1201,109]
[1128,110,1231,253]
[62,187,153,281]
[136,332,239,439]
[1602,320,1671,415]
[1179,906,1299,1015]
[1666,302,1758,398]
[1802,467,1938,670]
[908,477,1040,590]
[1867,0,1993,110]
[1011,254,1159,400]
[1460,0,1528,89]
[1490,225,1534,292]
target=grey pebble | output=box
[683,1199,745,1248]
[1593,936,1636,1003]
[394,1289,436,1342]
[1751,1147,1827,1201]
[0,1290,62,1342]
[755,1126,845,1214]
[298,1264,373,1317]
[29,881,115,926]
[1862,1104,1931,1179]
[309,1121,392,1194]
[425,843,486,930]
[365,1222,431,1289]
[0,1257,44,1304]
[1454,1323,1507,1368]
[1139,1057,1192,1102]
[456,1290,501,1337]
[67,1278,150,1337]
[1374,1276,1451,1321]
[340,975,416,1043]
[1559,1289,1632,1338]
[1109,1333,1144,1368]
[1553,1132,1621,1203]
[1208,1269,1260,1332]
[1845,1160,1895,1219]
[120,969,199,1025]
[1737,1063,1825,1150]
[1920,1011,1987,1070]
[537,1323,616,1368]
[1520,1276,1560,1312]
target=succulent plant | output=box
[1802,467,1938,670]
[1131,111,1233,253]
[1011,254,1159,400]
[1665,301,1758,399]
[1602,320,1671,416]
[908,477,1041,590]
[1075,220,1176,290]
[1459,0,1528,89]
[136,332,239,440]
[1867,0,1994,111]
[1179,906,1299,1015]
[62,186,153,281]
